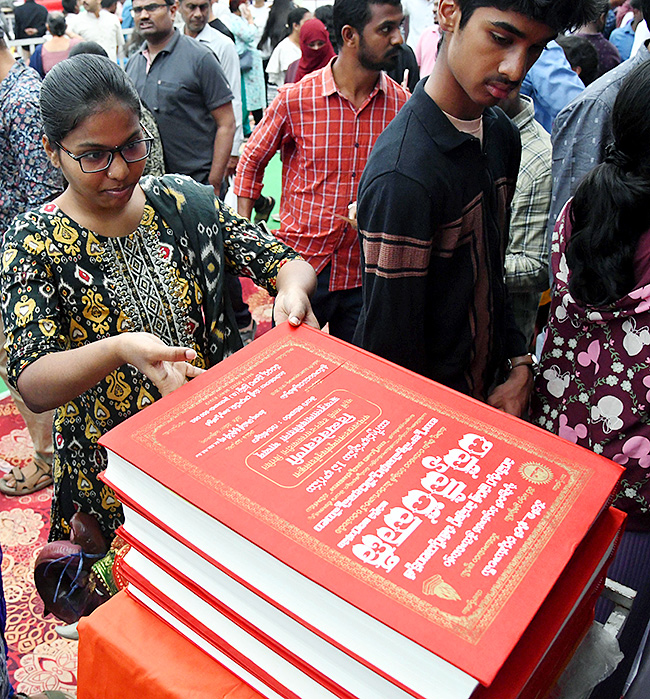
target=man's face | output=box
[357,3,404,71]
[132,0,176,42]
[83,0,100,14]
[439,0,555,118]
[180,0,209,35]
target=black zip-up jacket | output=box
[355,81,528,401]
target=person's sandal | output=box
[0,457,53,496]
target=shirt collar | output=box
[511,94,535,131]
[409,80,498,154]
[320,57,388,100]
[193,23,217,42]
[143,27,180,58]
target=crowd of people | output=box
[2,0,650,696]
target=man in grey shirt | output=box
[547,0,650,271]
[179,0,243,181]
[126,0,236,192]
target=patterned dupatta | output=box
[140,174,244,366]
[532,202,650,530]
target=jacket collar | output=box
[408,79,498,154]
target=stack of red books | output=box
[100,324,626,699]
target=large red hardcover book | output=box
[100,324,624,694]
[472,506,624,698]
[117,505,624,699]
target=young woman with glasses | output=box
[0,54,317,545]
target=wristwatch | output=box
[507,353,539,378]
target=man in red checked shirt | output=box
[234,0,409,342]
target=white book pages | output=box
[128,585,285,699]
[124,507,419,699]
[127,570,337,699]
[105,452,479,699]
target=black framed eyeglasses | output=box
[131,2,169,15]
[56,124,154,173]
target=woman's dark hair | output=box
[315,5,337,52]
[566,60,650,306]
[287,6,309,30]
[41,55,141,146]
[258,0,295,51]
[47,12,67,36]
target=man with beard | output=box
[354,0,600,416]
[234,0,409,342]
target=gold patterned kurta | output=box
[1,175,301,541]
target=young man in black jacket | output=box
[355,0,600,417]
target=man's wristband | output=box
[507,354,539,378]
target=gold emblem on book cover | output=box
[520,462,553,484]
[423,574,461,601]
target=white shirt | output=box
[211,0,230,21]
[402,0,436,50]
[249,2,269,55]
[192,23,243,157]
[64,12,79,33]
[266,36,301,85]
[631,19,650,57]
[73,9,124,61]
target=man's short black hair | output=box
[556,34,598,85]
[333,0,402,44]
[455,0,603,34]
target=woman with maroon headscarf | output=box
[285,18,336,84]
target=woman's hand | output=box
[119,332,205,397]
[17,332,205,413]
[240,2,254,22]
[273,260,319,329]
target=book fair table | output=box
[76,591,264,699]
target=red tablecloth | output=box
[77,591,265,699]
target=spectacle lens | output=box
[78,139,152,173]
[131,3,167,15]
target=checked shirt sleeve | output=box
[234,91,288,201]
[505,142,551,293]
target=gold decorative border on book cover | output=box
[130,334,599,645]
